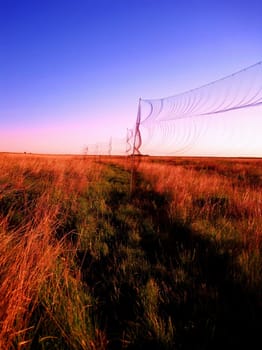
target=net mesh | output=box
[133,61,262,156]
[85,137,127,156]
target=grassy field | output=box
[0,153,261,349]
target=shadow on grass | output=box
[133,178,262,350]
[78,164,261,350]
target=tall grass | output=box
[110,156,262,348]
[138,158,262,239]
[0,154,105,349]
[0,154,261,349]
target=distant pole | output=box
[126,128,129,155]
[108,137,112,156]
[126,128,133,156]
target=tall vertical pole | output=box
[108,137,112,156]
[126,128,132,155]
[130,98,142,194]
[132,98,142,156]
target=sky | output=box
[0,0,262,155]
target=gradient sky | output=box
[1,0,262,155]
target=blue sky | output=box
[0,0,262,154]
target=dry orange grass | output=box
[0,153,103,349]
[137,158,262,238]
[1,153,261,348]
[135,157,262,289]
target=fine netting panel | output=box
[85,137,127,156]
[134,61,262,156]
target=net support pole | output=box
[132,98,142,156]
[108,137,112,156]
[130,98,142,194]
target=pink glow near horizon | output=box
[0,113,130,154]
[1,106,261,156]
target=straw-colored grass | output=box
[0,153,261,349]
[137,157,262,288]
[0,154,104,349]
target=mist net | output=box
[85,137,127,156]
[132,61,262,156]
